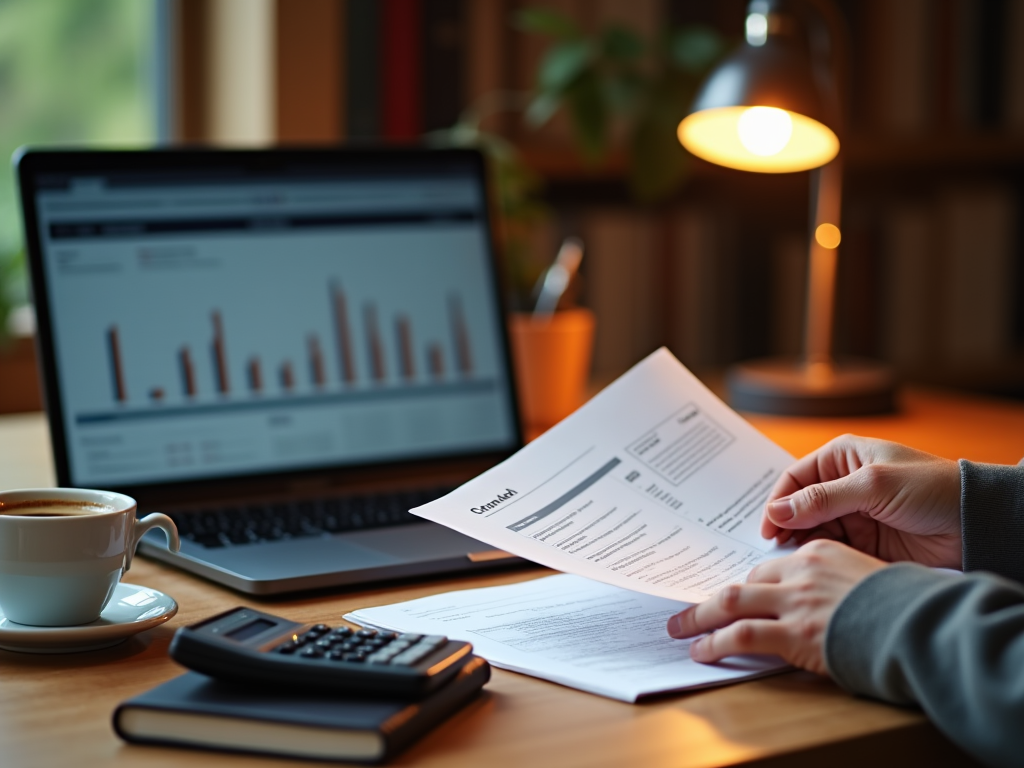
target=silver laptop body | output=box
[17,147,524,594]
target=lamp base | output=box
[726,357,896,416]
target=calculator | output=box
[168,606,476,698]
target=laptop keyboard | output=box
[163,486,454,549]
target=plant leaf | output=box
[537,39,595,92]
[627,71,696,201]
[629,114,690,202]
[524,92,562,127]
[513,8,580,39]
[603,70,644,113]
[670,25,724,73]
[601,25,644,60]
[564,73,608,160]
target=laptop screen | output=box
[23,151,519,489]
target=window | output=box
[0,0,157,313]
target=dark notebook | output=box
[113,657,490,763]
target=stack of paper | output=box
[351,349,797,701]
[346,574,786,703]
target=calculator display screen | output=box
[226,618,276,642]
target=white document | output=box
[345,574,786,702]
[412,348,795,603]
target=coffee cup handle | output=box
[127,513,180,571]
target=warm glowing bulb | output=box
[737,107,793,156]
[678,107,839,173]
[815,223,841,249]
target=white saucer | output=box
[0,583,178,654]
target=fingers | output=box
[791,525,845,547]
[766,466,810,505]
[668,541,882,673]
[773,528,795,545]
[764,471,882,531]
[666,583,783,639]
[766,435,859,503]
[745,557,789,583]
[689,620,790,663]
[762,435,868,540]
[760,512,783,541]
[763,466,814,539]
[760,517,799,543]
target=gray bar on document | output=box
[507,457,622,532]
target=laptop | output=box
[16,147,525,595]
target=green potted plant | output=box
[516,8,725,202]
[430,12,725,429]
[432,11,726,301]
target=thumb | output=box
[765,474,871,530]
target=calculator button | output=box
[386,640,412,652]
[365,637,388,648]
[420,636,447,650]
[311,624,330,633]
[390,652,419,666]
[315,639,333,649]
[356,629,378,638]
[378,631,398,641]
[366,652,393,664]
[341,652,364,662]
[327,650,347,661]
[275,642,298,654]
[300,647,325,659]
[392,646,432,666]
[329,627,353,638]
[397,633,423,643]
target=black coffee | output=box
[0,499,116,517]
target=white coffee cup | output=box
[0,488,179,626]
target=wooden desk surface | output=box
[2,386,1013,768]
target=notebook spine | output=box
[377,656,491,760]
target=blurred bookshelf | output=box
[518,135,1024,179]
[3,0,1023,416]
[843,134,1024,171]
[163,0,1024,402]
[487,0,1024,401]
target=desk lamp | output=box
[677,0,894,416]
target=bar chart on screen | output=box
[94,282,479,421]
[39,209,517,486]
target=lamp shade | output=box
[678,43,839,173]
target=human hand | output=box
[666,540,885,674]
[762,435,962,569]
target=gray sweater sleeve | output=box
[825,461,1024,768]
[961,460,1024,581]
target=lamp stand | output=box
[726,159,896,416]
